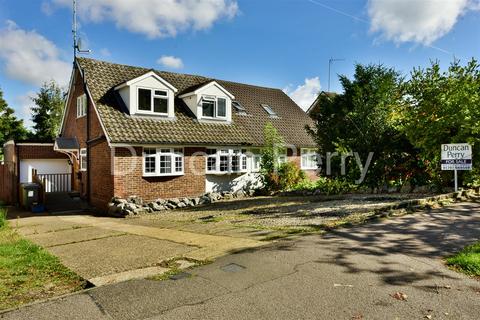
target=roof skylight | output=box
[232,101,246,112]
[261,104,277,117]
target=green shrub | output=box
[0,208,7,228]
[277,162,306,190]
[293,177,358,195]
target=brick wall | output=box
[113,146,206,202]
[287,149,319,181]
[89,140,113,210]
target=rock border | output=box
[108,190,255,217]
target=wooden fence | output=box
[0,162,16,204]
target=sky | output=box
[0,0,479,128]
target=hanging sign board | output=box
[441,143,472,170]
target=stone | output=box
[183,198,193,206]
[192,198,201,205]
[177,202,187,208]
[168,198,181,205]
[156,199,167,205]
[149,203,165,211]
[128,196,143,205]
[165,203,177,210]
[125,203,137,211]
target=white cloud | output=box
[284,77,321,111]
[14,91,36,129]
[157,55,184,69]
[99,48,111,57]
[51,0,239,38]
[368,0,480,45]
[0,21,71,87]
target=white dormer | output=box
[179,81,234,122]
[115,71,178,118]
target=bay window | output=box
[202,96,227,119]
[138,88,169,115]
[143,147,184,176]
[206,148,247,174]
[301,148,318,169]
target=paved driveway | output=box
[10,213,264,286]
[4,201,480,319]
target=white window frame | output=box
[76,94,87,118]
[206,148,248,174]
[201,96,227,120]
[142,147,184,177]
[79,148,87,171]
[301,148,318,170]
[250,149,262,172]
[277,149,287,165]
[137,87,169,116]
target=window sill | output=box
[206,171,247,175]
[143,173,184,177]
[301,167,317,170]
[76,115,86,119]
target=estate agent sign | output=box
[441,143,472,170]
[441,143,472,191]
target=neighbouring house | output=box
[2,58,318,210]
[306,91,337,116]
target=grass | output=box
[0,207,87,311]
[446,242,480,276]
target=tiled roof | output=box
[76,57,315,147]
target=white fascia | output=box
[114,71,178,93]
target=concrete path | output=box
[3,201,480,319]
[11,213,264,286]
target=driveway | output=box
[3,201,480,319]
[10,212,264,286]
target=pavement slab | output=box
[25,226,124,248]
[48,234,195,279]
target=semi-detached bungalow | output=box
[3,58,318,210]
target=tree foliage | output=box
[0,87,28,155]
[31,81,65,141]
[308,64,419,189]
[398,59,480,186]
[309,59,480,189]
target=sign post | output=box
[441,143,472,192]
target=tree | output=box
[399,59,480,187]
[260,122,285,190]
[308,64,421,189]
[31,81,65,140]
[0,87,28,156]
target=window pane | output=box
[159,155,172,174]
[207,156,217,172]
[175,156,183,172]
[144,148,156,174]
[154,97,168,114]
[231,155,240,172]
[219,155,229,172]
[242,155,247,170]
[202,100,215,117]
[155,90,167,96]
[138,89,151,111]
[217,98,226,117]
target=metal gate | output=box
[37,173,72,193]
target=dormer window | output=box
[138,88,169,115]
[202,96,227,119]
